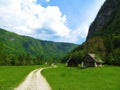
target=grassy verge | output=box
[0,65,48,90]
[42,65,120,90]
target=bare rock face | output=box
[87,0,120,39]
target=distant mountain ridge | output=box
[0,28,78,65]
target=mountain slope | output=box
[0,28,78,65]
[62,0,120,65]
[87,0,120,39]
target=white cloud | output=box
[45,0,50,2]
[0,0,71,41]
[71,0,106,44]
[0,0,105,44]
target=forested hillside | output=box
[62,0,120,65]
[0,28,78,65]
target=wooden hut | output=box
[81,53,103,68]
[66,57,78,67]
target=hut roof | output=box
[66,56,78,63]
[87,53,103,63]
[66,57,72,63]
[66,57,71,63]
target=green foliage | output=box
[35,55,45,65]
[42,65,120,90]
[63,35,120,65]
[107,49,120,65]
[103,34,114,53]
[113,36,120,48]
[0,28,78,65]
[103,34,120,64]
[62,37,106,63]
[70,51,84,63]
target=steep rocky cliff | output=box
[62,0,120,65]
[87,0,120,39]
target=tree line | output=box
[0,53,46,65]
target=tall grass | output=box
[42,65,120,90]
[0,65,47,90]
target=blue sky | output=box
[40,0,99,29]
[0,0,105,44]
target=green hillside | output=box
[62,0,120,65]
[0,28,78,65]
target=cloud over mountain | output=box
[0,0,71,41]
[0,0,105,44]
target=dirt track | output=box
[14,67,51,90]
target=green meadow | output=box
[42,65,120,90]
[0,65,120,90]
[0,65,47,90]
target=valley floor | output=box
[0,65,47,90]
[0,65,120,90]
[42,65,120,90]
